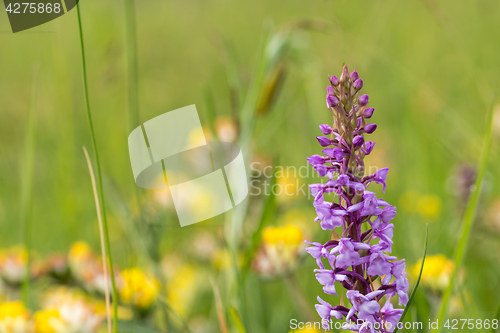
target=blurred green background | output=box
[0,0,500,332]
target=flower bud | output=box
[329,75,340,86]
[362,107,374,118]
[353,79,363,91]
[316,136,331,147]
[340,65,350,88]
[350,71,359,82]
[307,154,326,166]
[353,135,364,147]
[326,96,339,109]
[327,86,335,96]
[364,123,377,134]
[341,64,349,81]
[319,124,332,135]
[358,94,369,107]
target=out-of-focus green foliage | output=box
[0,0,500,332]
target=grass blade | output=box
[431,99,496,333]
[76,4,118,332]
[230,305,247,333]
[21,64,39,307]
[82,147,112,333]
[393,223,428,333]
[210,278,229,333]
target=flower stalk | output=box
[306,65,409,332]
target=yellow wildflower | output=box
[263,225,304,246]
[399,191,442,219]
[417,194,442,219]
[276,174,300,202]
[40,287,104,332]
[166,265,198,317]
[0,246,28,284]
[120,268,160,310]
[68,241,93,263]
[262,227,281,245]
[210,249,232,270]
[0,301,29,320]
[412,254,454,291]
[33,309,60,333]
[0,301,32,333]
[188,127,208,147]
[253,225,305,278]
[282,225,303,246]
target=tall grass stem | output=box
[83,147,112,333]
[210,278,229,333]
[76,4,118,331]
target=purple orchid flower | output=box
[316,136,331,147]
[315,269,349,295]
[380,301,404,332]
[316,297,344,329]
[320,124,333,135]
[364,167,389,192]
[305,65,409,332]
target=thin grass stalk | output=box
[21,64,39,307]
[210,278,229,333]
[432,100,496,333]
[393,224,428,333]
[83,147,112,333]
[76,4,118,331]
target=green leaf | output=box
[431,99,496,333]
[393,223,428,333]
[230,305,247,333]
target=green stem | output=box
[21,65,39,308]
[431,98,496,333]
[76,4,118,332]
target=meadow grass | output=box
[0,1,499,332]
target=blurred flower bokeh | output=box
[1,0,500,332]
